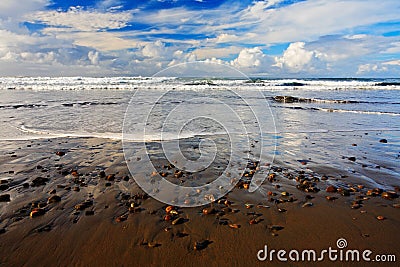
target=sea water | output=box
[0,77,399,188]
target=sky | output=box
[0,0,400,77]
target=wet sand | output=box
[0,137,399,266]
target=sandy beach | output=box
[1,137,399,266]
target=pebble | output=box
[379,139,388,143]
[98,171,106,178]
[269,225,284,231]
[393,204,400,208]
[202,207,215,215]
[106,174,115,181]
[326,185,337,193]
[348,157,356,162]
[172,217,184,225]
[31,177,49,187]
[302,202,313,208]
[325,196,337,201]
[382,191,398,200]
[30,208,45,218]
[376,215,385,221]
[47,195,61,204]
[115,215,128,223]
[0,194,10,202]
[194,240,210,250]
[0,184,9,191]
[228,224,240,229]
[55,151,65,156]
[165,206,174,213]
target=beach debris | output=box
[30,208,45,218]
[228,224,240,229]
[376,215,386,221]
[0,194,11,202]
[47,195,61,204]
[381,191,398,200]
[302,202,313,208]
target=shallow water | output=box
[0,77,399,188]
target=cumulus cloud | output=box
[274,42,324,73]
[142,40,166,58]
[231,47,266,68]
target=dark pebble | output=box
[0,194,11,202]
[0,184,9,191]
[379,139,388,143]
[47,195,61,203]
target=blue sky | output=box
[0,0,399,77]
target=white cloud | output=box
[231,47,266,68]
[274,42,323,72]
[142,40,166,58]
[26,7,132,32]
[88,51,99,65]
[383,60,400,66]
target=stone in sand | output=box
[171,217,185,225]
[30,208,45,218]
[47,195,61,203]
[381,191,398,200]
[193,240,210,250]
[326,185,337,193]
[31,177,49,187]
[0,184,9,191]
[0,194,10,202]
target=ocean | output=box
[0,77,399,189]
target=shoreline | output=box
[0,137,399,266]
